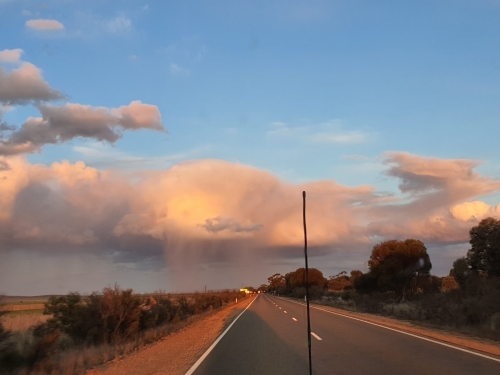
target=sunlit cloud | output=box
[1,153,498,267]
[25,19,65,30]
[0,48,24,63]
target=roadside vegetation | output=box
[0,289,244,374]
[265,217,500,342]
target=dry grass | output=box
[1,312,50,332]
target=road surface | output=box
[189,294,500,375]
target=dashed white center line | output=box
[292,318,297,321]
[311,332,322,341]
[279,307,282,309]
[284,311,287,313]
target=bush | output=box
[0,288,243,374]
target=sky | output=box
[1,0,500,295]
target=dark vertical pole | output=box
[303,191,312,375]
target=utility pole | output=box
[303,191,312,375]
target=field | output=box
[0,312,50,332]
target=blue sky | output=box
[1,0,500,294]
[2,0,499,180]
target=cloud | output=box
[364,152,500,242]
[72,143,190,170]
[382,152,499,199]
[106,15,131,34]
[0,101,165,155]
[0,49,23,63]
[1,153,499,291]
[308,131,369,144]
[450,201,500,222]
[200,216,263,234]
[170,63,190,76]
[267,120,373,144]
[0,62,64,105]
[26,19,65,31]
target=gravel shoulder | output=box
[87,296,255,375]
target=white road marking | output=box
[292,317,298,321]
[284,311,287,313]
[279,307,282,309]
[311,332,322,341]
[276,297,500,363]
[184,296,258,375]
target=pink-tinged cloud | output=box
[365,152,500,242]
[0,101,165,155]
[25,19,64,31]
[1,154,499,295]
[0,49,23,63]
[1,153,499,267]
[0,62,64,105]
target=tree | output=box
[289,268,327,289]
[267,273,285,292]
[328,271,352,291]
[441,275,459,292]
[350,270,363,284]
[466,217,500,277]
[450,257,470,288]
[354,239,432,299]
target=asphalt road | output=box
[190,294,500,375]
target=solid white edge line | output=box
[311,332,322,341]
[184,296,258,375]
[276,296,500,363]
